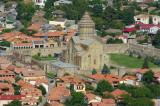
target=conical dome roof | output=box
[78,11,95,27]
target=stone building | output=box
[60,12,106,71]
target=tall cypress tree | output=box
[142,57,149,69]
[149,16,153,24]
[102,64,110,74]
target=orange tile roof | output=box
[14,68,28,74]
[21,97,39,103]
[57,82,66,88]
[47,87,70,101]
[87,93,99,101]
[3,35,11,40]
[67,29,76,33]
[0,83,14,94]
[27,24,42,31]
[45,31,66,37]
[21,86,42,97]
[50,101,65,106]
[32,17,46,22]
[13,43,33,47]
[154,73,160,77]
[88,73,105,80]
[6,37,16,42]
[63,41,69,45]
[0,77,15,83]
[111,89,128,99]
[123,75,137,80]
[0,57,11,64]
[0,70,15,75]
[22,70,45,77]
[29,78,48,86]
[104,76,119,83]
[5,64,18,71]
[91,99,115,106]
[60,75,84,84]
[32,32,45,37]
[136,69,149,74]
[15,79,26,86]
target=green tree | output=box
[152,30,160,48]
[64,73,70,76]
[123,7,134,25]
[92,4,103,18]
[71,91,87,106]
[85,84,94,91]
[15,90,20,95]
[135,24,140,29]
[92,69,97,75]
[107,38,114,44]
[149,16,153,24]
[142,57,149,69]
[132,86,151,98]
[4,80,9,83]
[96,80,113,95]
[64,99,72,106]
[36,85,46,95]
[102,64,110,74]
[142,70,154,84]
[93,17,103,30]
[129,51,133,57]
[38,97,42,102]
[137,54,142,59]
[8,100,22,106]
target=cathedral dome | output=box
[78,11,95,28]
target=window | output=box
[94,59,96,65]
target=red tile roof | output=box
[136,69,149,74]
[47,87,70,101]
[60,76,84,84]
[123,75,137,80]
[123,27,139,32]
[115,35,128,39]
[50,101,65,106]
[5,64,18,70]
[32,32,45,37]
[21,97,39,103]
[0,95,25,100]
[27,24,42,31]
[0,83,14,94]
[111,89,128,98]
[45,31,66,37]
[88,73,105,80]
[87,93,99,101]
[154,73,160,77]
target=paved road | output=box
[39,78,56,106]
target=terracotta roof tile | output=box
[123,75,137,80]
[111,89,128,98]
[27,24,42,31]
[0,57,11,64]
[45,31,66,37]
[0,77,15,83]
[60,76,84,84]
[154,73,160,77]
[87,93,98,101]
[32,32,45,37]
[13,43,33,47]
[88,73,105,80]
[50,101,65,106]
[5,64,18,70]
[22,70,45,77]
[136,69,149,74]
[0,83,14,94]
[21,97,39,103]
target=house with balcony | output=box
[134,14,160,25]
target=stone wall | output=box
[103,44,128,54]
[128,43,160,59]
[11,47,66,57]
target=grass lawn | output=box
[46,73,55,78]
[109,53,160,68]
[40,57,56,61]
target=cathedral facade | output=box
[60,12,106,71]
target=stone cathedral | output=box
[60,12,106,71]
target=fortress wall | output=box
[103,44,128,54]
[11,47,66,57]
[128,43,160,59]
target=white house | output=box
[54,0,72,6]
[154,73,160,83]
[86,93,102,104]
[114,35,128,43]
[122,75,140,86]
[134,14,160,25]
[136,69,149,81]
[33,0,47,8]
[149,26,160,34]
[49,18,67,28]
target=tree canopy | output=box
[8,100,22,106]
[102,64,110,74]
[142,70,154,84]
